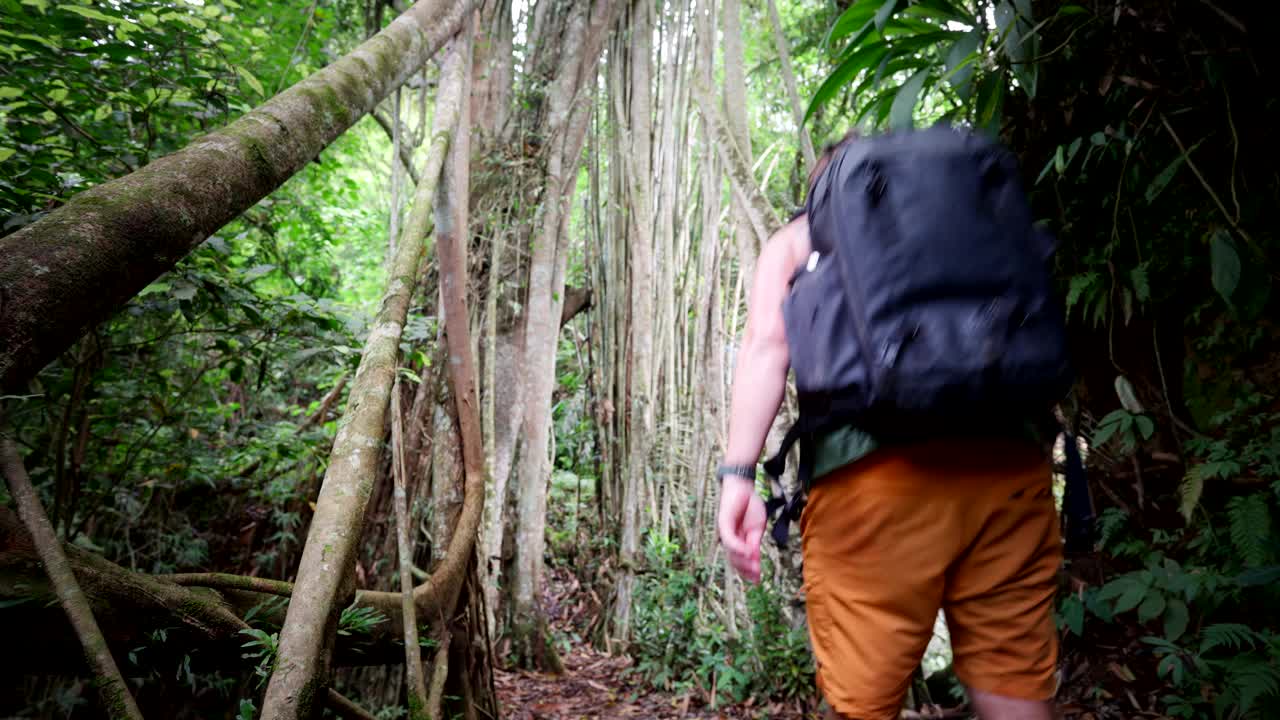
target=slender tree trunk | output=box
[391,384,430,718]
[1,429,144,720]
[260,23,470,718]
[0,0,479,393]
[509,0,616,669]
[612,0,655,649]
[765,0,815,169]
[720,0,760,285]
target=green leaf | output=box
[242,264,276,282]
[1145,139,1204,204]
[943,29,983,96]
[139,282,171,296]
[1209,229,1241,305]
[58,4,121,23]
[826,1,878,47]
[974,69,1006,134]
[1114,579,1149,614]
[1060,595,1084,636]
[236,66,265,97]
[805,43,890,122]
[1163,598,1189,641]
[875,0,905,31]
[1134,415,1154,440]
[888,69,929,130]
[1129,263,1150,303]
[0,86,22,99]
[1092,412,1125,448]
[1137,591,1166,623]
[0,147,14,163]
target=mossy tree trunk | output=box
[0,0,478,393]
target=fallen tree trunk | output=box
[0,0,478,393]
[0,510,446,675]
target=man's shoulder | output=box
[765,214,811,268]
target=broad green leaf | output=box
[0,147,15,163]
[58,4,121,23]
[1209,229,1240,305]
[48,87,67,103]
[0,87,21,99]
[236,66,265,96]
[139,282,171,296]
[1137,591,1165,623]
[242,264,277,282]
[1114,578,1150,614]
[140,12,159,27]
[889,69,929,130]
[1092,413,1124,448]
[1145,139,1203,204]
[1135,414,1154,440]
[1057,4,1089,15]
[21,0,50,12]
[1060,595,1084,636]
[1163,598,1189,641]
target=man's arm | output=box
[723,237,795,466]
[717,223,799,583]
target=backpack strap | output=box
[762,423,813,549]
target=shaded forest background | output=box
[0,0,1277,718]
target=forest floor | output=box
[494,567,813,720]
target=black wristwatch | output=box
[716,463,757,483]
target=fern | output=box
[1201,624,1261,654]
[1232,661,1280,717]
[1228,494,1273,567]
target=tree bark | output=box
[391,382,430,718]
[766,0,816,169]
[509,0,616,669]
[691,74,780,245]
[1,432,144,720]
[0,0,479,393]
[260,20,470,718]
[720,0,761,284]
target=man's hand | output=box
[717,475,767,583]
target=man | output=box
[716,135,1064,720]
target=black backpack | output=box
[763,124,1082,546]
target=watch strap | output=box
[716,462,757,482]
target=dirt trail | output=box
[493,568,812,720]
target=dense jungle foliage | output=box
[1,0,1276,718]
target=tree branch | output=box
[1,424,144,720]
[325,689,379,720]
[373,108,424,185]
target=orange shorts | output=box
[799,437,1063,719]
